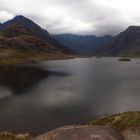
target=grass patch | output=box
[0,47,74,65]
[0,132,31,140]
[89,111,140,132]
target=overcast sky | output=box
[0,0,140,36]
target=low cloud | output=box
[0,10,14,23]
[0,0,140,35]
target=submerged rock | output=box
[118,58,131,61]
[34,125,124,140]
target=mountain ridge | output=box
[100,26,140,56]
[53,34,113,55]
[0,15,74,64]
[0,15,73,54]
[54,26,140,56]
[1,15,140,57]
[0,15,51,40]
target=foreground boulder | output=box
[89,111,140,140]
[123,127,140,140]
[34,125,124,140]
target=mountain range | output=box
[1,15,140,62]
[53,34,113,55]
[54,26,140,57]
[100,26,140,56]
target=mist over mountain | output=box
[54,26,140,57]
[53,34,113,55]
[98,26,140,56]
[1,15,140,57]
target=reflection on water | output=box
[0,65,69,95]
[0,58,140,134]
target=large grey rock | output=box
[34,125,124,140]
[123,127,140,140]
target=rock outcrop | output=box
[34,125,124,140]
[123,127,140,140]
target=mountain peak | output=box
[14,15,35,22]
[126,26,140,31]
[10,15,33,24]
[14,15,26,18]
[119,26,140,36]
[0,15,51,41]
[15,15,26,18]
[2,15,34,28]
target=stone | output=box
[34,125,124,140]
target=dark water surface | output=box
[0,57,140,134]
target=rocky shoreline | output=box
[0,111,140,140]
[34,125,124,140]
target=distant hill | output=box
[0,15,73,54]
[0,15,51,40]
[2,15,140,58]
[54,26,140,57]
[0,16,74,64]
[0,23,33,38]
[100,26,140,56]
[53,34,113,55]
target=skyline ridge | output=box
[1,15,140,37]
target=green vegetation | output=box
[0,46,74,65]
[89,111,140,132]
[0,132,31,140]
[0,23,74,66]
